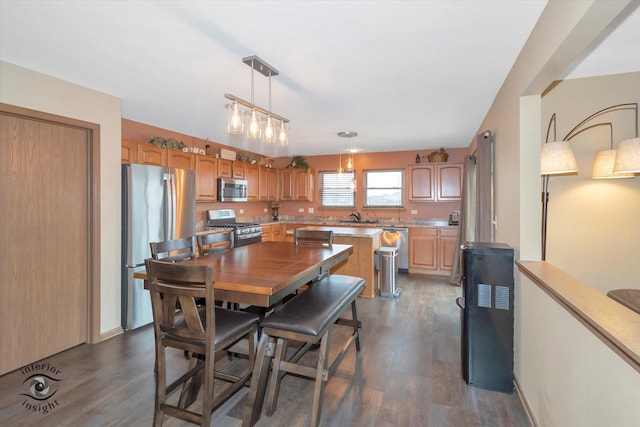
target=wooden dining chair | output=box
[149,236,197,262]
[144,259,260,427]
[294,229,333,246]
[196,231,234,256]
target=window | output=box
[364,169,404,207]
[318,171,355,207]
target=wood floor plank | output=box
[0,274,531,426]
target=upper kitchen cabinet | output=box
[244,163,259,202]
[258,166,278,201]
[233,161,245,179]
[408,163,463,202]
[280,168,314,202]
[121,139,137,163]
[137,143,166,166]
[195,155,217,202]
[217,158,233,178]
[167,149,195,170]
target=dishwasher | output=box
[377,227,409,272]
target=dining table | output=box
[134,241,353,307]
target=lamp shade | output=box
[592,150,634,179]
[540,141,578,175]
[613,138,640,173]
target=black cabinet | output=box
[459,242,514,393]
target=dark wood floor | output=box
[0,274,531,427]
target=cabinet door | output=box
[233,161,245,179]
[271,224,283,241]
[279,169,296,201]
[137,143,166,166]
[195,155,217,202]
[258,166,268,201]
[296,169,314,201]
[438,228,459,271]
[121,140,137,163]
[267,168,278,201]
[409,228,438,270]
[408,165,435,201]
[261,224,273,242]
[245,163,259,202]
[167,150,195,170]
[437,164,463,201]
[218,159,233,178]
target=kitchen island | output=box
[295,226,382,298]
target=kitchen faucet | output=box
[350,211,362,222]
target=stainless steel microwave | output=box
[217,178,248,202]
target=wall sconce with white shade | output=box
[224,55,289,147]
[540,103,638,260]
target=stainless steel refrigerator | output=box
[121,163,196,330]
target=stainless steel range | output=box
[206,209,262,247]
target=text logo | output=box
[19,363,62,415]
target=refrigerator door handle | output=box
[162,172,175,239]
[125,262,145,269]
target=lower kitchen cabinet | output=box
[409,227,458,276]
[261,223,284,242]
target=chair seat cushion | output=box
[170,307,260,346]
[260,275,365,337]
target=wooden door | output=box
[409,228,437,270]
[0,112,89,375]
[137,143,166,165]
[195,155,217,202]
[436,163,463,201]
[167,149,195,170]
[244,163,259,202]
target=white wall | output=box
[541,72,640,294]
[472,1,639,426]
[0,60,122,338]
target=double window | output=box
[318,169,404,208]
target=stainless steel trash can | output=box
[376,247,400,297]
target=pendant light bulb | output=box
[278,120,288,146]
[247,109,262,140]
[263,116,275,143]
[227,101,244,134]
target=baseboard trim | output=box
[514,375,537,427]
[97,326,123,342]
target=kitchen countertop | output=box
[293,225,383,238]
[261,220,457,229]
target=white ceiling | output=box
[0,1,638,157]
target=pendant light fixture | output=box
[224,55,289,146]
[338,131,358,190]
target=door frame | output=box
[1,102,101,344]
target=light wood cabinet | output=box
[218,158,233,178]
[409,227,458,276]
[233,161,245,179]
[244,163,259,202]
[121,139,137,163]
[167,150,195,170]
[409,228,438,270]
[261,223,284,242]
[195,155,217,202]
[279,168,314,201]
[408,163,463,202]
[137,143,166,166]
[258,166,279,201]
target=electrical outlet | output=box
[411,210,418,215]
[453,210,460,215]
[308,207,314,214]
[239,209,244,214]
[298,208,304,213]
[263,208,268,213]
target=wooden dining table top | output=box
[135,241,353,307]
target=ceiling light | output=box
[338,131,357,172]
[224,55,289,146]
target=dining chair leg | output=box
[178,356,202,409]
[243,333,276,427]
